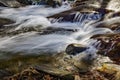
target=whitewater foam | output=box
[0,5,114,56]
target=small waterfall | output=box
[51,12,103,23]
[73,12,103,22]
[0,5,115,59]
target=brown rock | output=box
[91,33,120,64]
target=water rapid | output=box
[0,5,114,58]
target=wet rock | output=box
[0,47,96,79]
[0,0,23,8]
[58,13,76,22]
[106,0,120,11]
[73,0,120,12]
[72,0,102,8]
[96,22,120,31]
[6,67,110,80]
[0,0,37,7]
[0,18,14,26]
[91,33,120,64]
[0,45,114,80]
[41,43,96,75]
[17,0,32,5]
[0,25,77,36]
[48,10,106,23]
[65,43,88,55]
[94,17,120,31]
[37,27,77,36]
[97,63,120,80]
[17,0,62,7]
[46,0,62,8]
[48,6,97,18]
[5,67,74,80]
[48,5,113,23]
[5,67,43,80]
[48,0,116,20]
[0,2,7,7]
[0,18,15,36]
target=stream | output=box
[0,5,114,59]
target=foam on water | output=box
[0,5,114,57]
[0,32,77,54]
[0,5,71,17]
[0,5,71,30]
[14,15,51,30]
[0,22,113,55]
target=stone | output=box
[46,0,62,7]
[0,18,14,26]
[17,0,32,5]
[65,43,88,55]
[91,33,120,64]
[0,0,22,8]
[72,0,102,8]
[97,63,120,80]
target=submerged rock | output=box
[25,43,95,77]
[0,43,96,79]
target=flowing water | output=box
[0,5,114,59]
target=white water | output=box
[0,5,113,56]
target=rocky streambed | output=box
[0,0,120,80]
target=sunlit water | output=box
[0,5,115,59]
